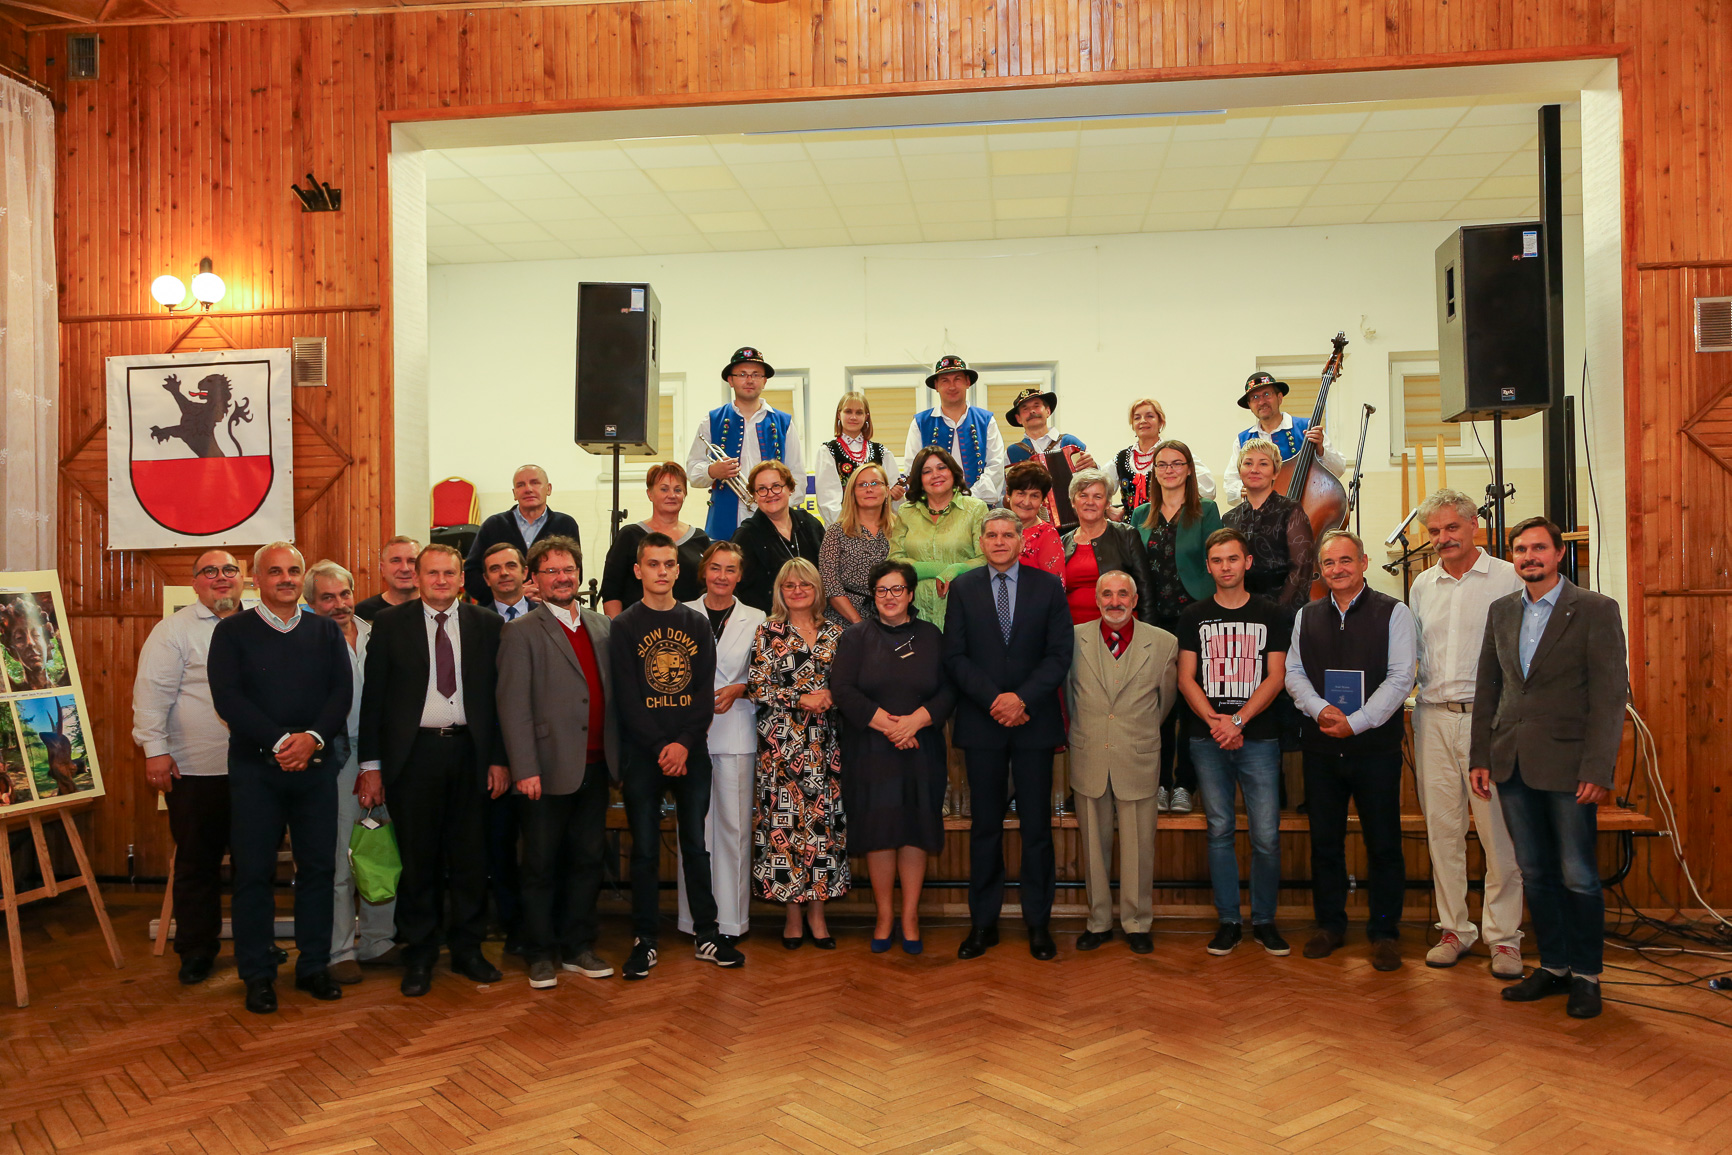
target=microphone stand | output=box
[1347,403,1376,540]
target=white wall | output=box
[427,215,1613,600]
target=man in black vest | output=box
[1284,530,1417,971]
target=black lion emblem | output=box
[149,372,254,458]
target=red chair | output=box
[429,476,481,558]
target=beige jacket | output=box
[1066,620,1179,801]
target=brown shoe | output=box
[1303,930,1344,959]
[1370,939,1402,972]
[359,945,404,967]
[327,959,364,985]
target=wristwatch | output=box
[1231,714,1244,728]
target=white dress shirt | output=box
[544,601,583,631]
[1284,585,1418,735]
[901,410,1008,507]
[684,401,807,520]
[131,602,231,777]
[419,602,467,728]
[343,618,371,743]
[814,436,900,524]
[1409,548,1522,704]
[1221,413,1346,507]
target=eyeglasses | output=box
[730,372,767,382]
[855,479,886,490]
[537,566,579,578]
[874,585,910,597]
[780,581,815,592]
[1153,460,1189,472]
[754,483,786,497]
[195,565,240,579]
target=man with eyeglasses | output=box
[685,347,805,541]
[131,551,245,985]
[1221,371,1345,507]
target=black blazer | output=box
[358,599,507,785]
[463,507,583,605]
[1061,521,1155,624]
[732,507,826,613]
[943,563,1074,749]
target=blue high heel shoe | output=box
[871,920,898,953]
[900,926,923,955]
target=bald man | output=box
[464,464,584,604]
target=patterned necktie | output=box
[434,611,457,698]
[996,572,1012,643]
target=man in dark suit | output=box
[943,508,1074,961]
[464,465,582,605]
[357,544,510,997]
[496,535,619,988]
[1471,516,1628,1020]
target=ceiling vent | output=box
[68,35,98,80]
[291,337,328,386]
[1696,297,1732,352]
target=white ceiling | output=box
[423,97,1582,265]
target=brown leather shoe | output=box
[327,958,363,985]
[360,945,404,967]
[1302,929,1344,959]
[1370,939,1403,972]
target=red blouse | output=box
[1019,519,1065,579]
[1064,541,1102,624]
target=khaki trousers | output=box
[1074,787,1159,934]
[1414,704,1524,948]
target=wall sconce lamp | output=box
[150,257,227,313]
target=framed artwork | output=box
[0,573,104,815]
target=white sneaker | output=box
[1169,787,1193,814]
[1156,787,1171,812]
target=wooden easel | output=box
[1,799,124,1007]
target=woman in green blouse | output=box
[887,447,988,627]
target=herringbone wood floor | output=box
[5,891,1732,1154]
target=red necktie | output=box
[434,611,457,698]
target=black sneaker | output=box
[1251,923,1290,956]
[696,936,745,968]
[623,938,657,980]
[1206,922,1243,955]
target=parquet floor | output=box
[5,891,1732,1154]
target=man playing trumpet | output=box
[685,347,806,540]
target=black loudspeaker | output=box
[1435,223,1551,422]
[575,282,660,453]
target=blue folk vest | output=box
[705,405,793,539]
[914,407,991,486]
[1237,417,1310,463]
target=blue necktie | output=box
[504,604,518,622]
[996,572,1012,643]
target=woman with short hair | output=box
[601,461,712,614]
[747,558,848,948]
[1003,459,1065,578]
[1060,468,1154,626]
[732,459,826,614]
[818,463,893,625]
[830,559,954,954]
[1221,438,1315,620]
[887,446,988,628]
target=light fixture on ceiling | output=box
[150,256,226,313]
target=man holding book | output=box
[1283,530,1416,971]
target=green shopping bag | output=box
[348,809,402,903]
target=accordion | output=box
[1042,444,1085,532]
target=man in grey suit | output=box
[1471,516,1628,1020]
[497,535,620,989]
[1067,571,1178,955]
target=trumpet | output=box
[698,435,756,512]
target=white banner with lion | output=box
[105,348,294,551]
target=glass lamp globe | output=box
[151,275,187,309]
[190,271,226,306]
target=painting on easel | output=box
[0,572,103,816]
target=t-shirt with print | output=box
[1175,593,1291,742]
[607,601,717,759]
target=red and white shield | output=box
[124,358,274,536]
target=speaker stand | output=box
[1488,413,1510,558]
[608,445,627,543]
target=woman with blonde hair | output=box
[1221,437,1315,620]
[747,558,849,948]
[815,392,904,524]
[819,462,893,625]
[1106,397,1217,516]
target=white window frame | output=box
[1386,351,1480,465]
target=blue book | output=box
[1323,669,1364,715]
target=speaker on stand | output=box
[575,282,661,543]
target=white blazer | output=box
[685,596,766,756]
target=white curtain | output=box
[0,75,57,572]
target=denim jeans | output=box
[1497,764,1604,976]
[1189,737,1283,925]
[620,742,717,943]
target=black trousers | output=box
[1303,749,1406,940]
[620,742,716,943]
[965,745,1056,929]
[1158,709,1197,792]
[165,773,230,960]
[390,730,490,967]
[486,791,523,938]
[518,764,610,963]
[229,759,337,982]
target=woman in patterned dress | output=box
[818,462,892,625]
[747,557,849,949]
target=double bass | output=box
[1274,332,1350,596]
